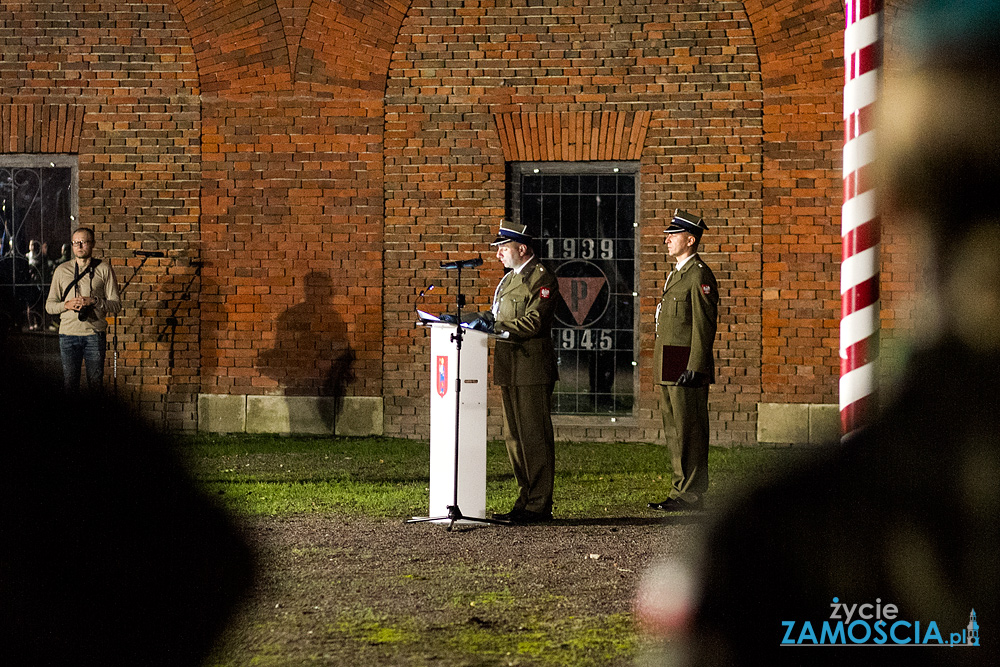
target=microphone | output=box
[415,284,437,323]
[134,250,165,257]
[440,257,483,270]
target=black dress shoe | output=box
[648,497,703,512]
[492,509,523,522]
[511,509,553,524]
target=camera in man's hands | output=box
[78,304,95,321]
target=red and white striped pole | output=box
[840,0,882,437]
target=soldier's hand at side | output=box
[676,370,706,387]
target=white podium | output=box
[423,322,489,524]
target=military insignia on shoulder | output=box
[540,287,551,299]
[701,284,712,295]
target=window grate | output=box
[1,162,75,337]
[512,163,639,416]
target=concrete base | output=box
[334,396,384,436]
[197,394,383,436]
[757,403,839,445]
[198,394,247,434]
[246,396,339,435]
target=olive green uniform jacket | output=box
[490,255,559,515]
[654,254,719,385]
[654,253,719,502]
[492,256,559,386]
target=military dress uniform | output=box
[468,219,560,522]
[652,212,719,508]
[492,254,560,517]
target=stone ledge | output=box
[334,396,384,436]
[198,394,247,434]
[757,403,840,445]
[197,395,383,436]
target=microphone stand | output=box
[408,262,507,531]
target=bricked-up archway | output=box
[384,0,764,444]
[174,0,406,409]
[742,0,849,405]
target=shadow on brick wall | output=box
[257,270,355,429]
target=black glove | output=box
[438,313,458,324]
[676,370,706,387]
[467,314,494,333]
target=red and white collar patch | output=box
[701,284,712,295]
[540,287,551,299]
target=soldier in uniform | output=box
[470,220,559,524]
[649,210,719,512]
[659,3,1000,665]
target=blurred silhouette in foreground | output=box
[638,1,1000,665]
[0,325,255,665]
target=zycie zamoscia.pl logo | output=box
[781,598,980,647]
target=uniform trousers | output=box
[500,383,555,514]
[660,384,710,502]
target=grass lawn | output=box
[182,435,816,666]
[182,435,803,518]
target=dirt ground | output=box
[210,513,706,666]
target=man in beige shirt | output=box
[45,227,121,391]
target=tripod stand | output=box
[408,261,507,531]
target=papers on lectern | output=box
[417,309,440,322]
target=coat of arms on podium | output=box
[436,356,448,397]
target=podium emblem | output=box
[436,356,448,397]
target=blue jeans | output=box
[60,333,107,392]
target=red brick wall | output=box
[743,0,845,404]
[1,1,203,429]
[182,0,396,410]
[879,0,922,367]
[383,0,764,444]
[2,0,916,443]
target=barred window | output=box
[0,156,78,372]
[508,162,639,416]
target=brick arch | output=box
[173,0,291,95]
[296,0,409,93]
[0,105,85,154]
[171,0,411,95]
[383,0,765,444]
[742,0,846,404]
[494,112,652,162]
[169,0,411,400]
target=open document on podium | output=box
[416,310,509,337]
